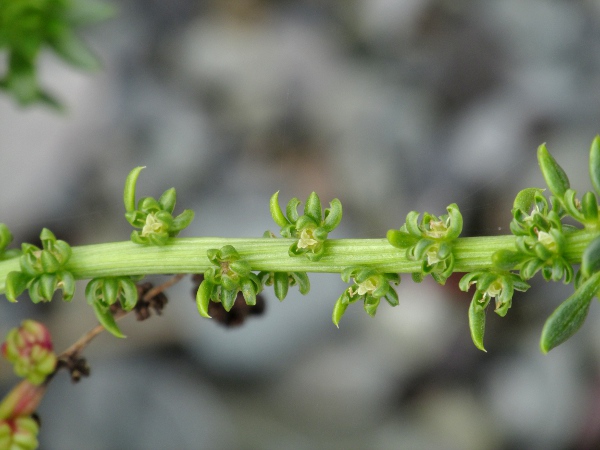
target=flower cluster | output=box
[332,267,399,327]
[1,320,57,385]
[196,245,262,318]
[5,229,75,303]
[459,270,530,351]
[0,322,56,449]
[387,203,462,284]
[124,167,194,245]
[269,191,342,261]
[85,276,139,338]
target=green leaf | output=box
[446,203,463,239]
[386,229,418,249]
[124,167,145,213]
[58,271,76,301]
[581,235,600,279]
[291,272,310,295]
[537,143,570,198]
[221,288,237,312]
[171,209,195,233]
[269,191,289,227]
[513,188,545,213]
[158,188,177,213]
[195,280,213,318]
[581,191,598,223]
[589,136,600,198]
[492,249,524,271]
[241,279,257,306]
[92,302,125,338]
[273,272,289,301]
[5,271,31,302]
[119,278,139,311]
[332,294,349,328]
[322,198,343,232]
[540,271,600,353]
[286,197,301,224]
[468,297,487,352]
[304,192,322,223]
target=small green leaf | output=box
[537,143,570,198]
[323,198,343,232]
[291,272,310,295]
[241,279,257,306]
[269,191,289,228]
[196,280,213,318]
[492,249,525,270]
[5,271,31,302]
[286,197,301,224]
[513,188,545,213]
[38,273,57,300]
[119,278,139,311]
[92,302,125,338]
[468,297,487,352]
[58,271,76,301]
[304,192,322,223]
[446,203,463,239]
[171,209,195,232]
[124,167,145,213]
[158,188,177,213]
[540,271,600,353]
[221,288,237,312]
[589,136,600,197]
[40,250,60,273]
[582,191,598,223]
[332,295,349,328]
[386,229,418,248]
[581,235,600,279]
[273,272,289,301]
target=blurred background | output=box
[2,0,600,448]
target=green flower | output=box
[387,203,462,284]
[123,167,194,246]
[332,267,399,327]
[5,228,75,303]
[196,245,262,318]
[269,191,342,261]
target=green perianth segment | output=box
[0,231,596,295]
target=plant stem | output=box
[0,230,596,295]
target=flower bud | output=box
[0,416,39,450]
[2,321,57,385]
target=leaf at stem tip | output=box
[540,271,600,353]
[123,166,146,213]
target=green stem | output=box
[0,230,596,295]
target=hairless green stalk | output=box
[1,137,600,353]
